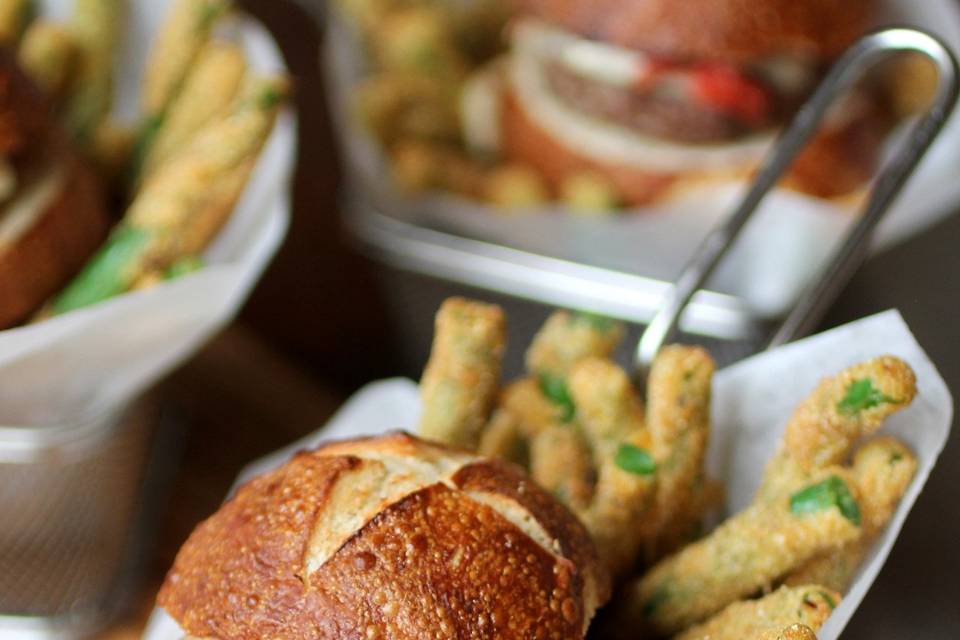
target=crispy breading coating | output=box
[760,356,916,500]
[677,585,838,640]
[18,20,75,98]
[629,470,860,634]
[140,42,246,179]
[0,0,31,44]
[499,376,565,437]
[418,298,506,448]
[477,408,527,464]
[141,0,231,120]
[758,624,819,640]
[525,310,624,377]
[50,75,287,314]
[570,358,656,575]
[529,422,594,512]
[65,0,124,141]
[645,345,714,559]
[785,436,917,591]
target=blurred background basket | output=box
[0,396,175,639]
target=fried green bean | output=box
[677,585,837,640]
[628,470,861,634]
[569,357,656,576]
[525,310,623,377]
[477,408,527,465]
[759,356,916,501]
[784,436,917,591]
[141,0,231,121]
[64,0,124,142]
[499,376,567,437]
[645,345,714,559]
[371,6,466,81]
[758,624,819,640]
[354,73,461,146]
[138,41,246,180]
[529,422,594,512]
[418,297,506,448]
[18,20,76,99]
[50,75,287,313]
[0,0,32,44]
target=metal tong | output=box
[635,28,960,380]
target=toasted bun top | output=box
[516,0,877,63]
[159,432,610,640]
[0,50,51,159]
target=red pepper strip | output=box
[692,62,771,124]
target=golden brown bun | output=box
[159,432,610,640]
[0,154,109,328]
[516,0,876,63]
[0,50,50,159]
[501,89,888,205]
[0,52,110,329]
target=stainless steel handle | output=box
[635,28,960,378]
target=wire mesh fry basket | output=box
[0,396,165,639]
[339,27,959,374]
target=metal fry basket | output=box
[0,396,165,639]
[338,27,959,374]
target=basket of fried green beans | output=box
[0,0,293,633]
[2,0,288,313]
[415,299,951,639]
[0,0,293,426]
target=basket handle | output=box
[635,28,960,379]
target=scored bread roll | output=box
[0,49,109,328]
[159,432,610,639]
[515,0,875,64]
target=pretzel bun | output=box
[516,0,876,63]
[0,51,109,328]
[159,432,611,639]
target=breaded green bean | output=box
[653,475,725,559]
[418,297,506,448]
[18,20,76,99]
[141,0,231,120]
[138,41,246,180]
[529,422,594,512]
[628,470,861,634]
[65,0,124,142]
[371,7,466,81]
[645,345,714,559]
[758,624,819,640]
[784,436,917,591]
[525,310,623,377]
[677,585,837,640]
[760,356,916,501]
[477,409,528,465]
[0,0,32,44]
[50,75,287,313]
[354,73,461,146]
[569,358,656,575]
[499,376,566,437]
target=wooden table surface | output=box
[95,1,960,638]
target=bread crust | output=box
[516,0,876,63]
[0,53,110,328]
[501,89,887,205]
[159,432,609,639]
[0,154,109,328]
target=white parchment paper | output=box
[143,310,952,639]
[0,0,295,427]
[327,0,960,318]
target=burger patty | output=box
[545,61,782,143]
